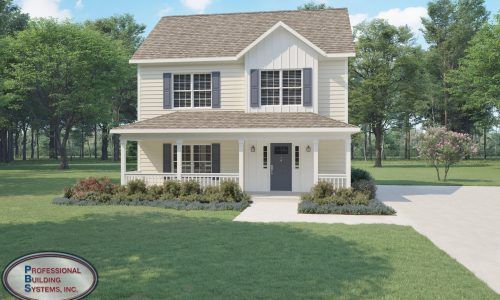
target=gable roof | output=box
[131,9,355,62]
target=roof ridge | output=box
[160,8,348,19]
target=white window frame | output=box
[172,73,212,109]
[259,69,303,106]
[173,144,212,173]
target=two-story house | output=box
[111,9,359,192]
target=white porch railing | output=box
[318,174,348,189]
[124,172,239,188]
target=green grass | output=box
[0,160,498,299]
[353,159,500,186]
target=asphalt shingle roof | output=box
[117,111,357,130]
[132,9,354,60]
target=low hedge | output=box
[53,197,251,211]
[57,177,251,211]
[298,199,395,215]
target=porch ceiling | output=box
[111,111,359,135]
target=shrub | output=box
[180,180,201,196]
[312,181,334,199]
[298,199,395,215]
[204,186,220,195]
[417,127,477,181]
[127,179,147,195]
[202,192,226,203]
[352,179,377,199]
[67,177,118,200]
[220,181,242,201]
[163,180,181,197]
[300,192,313,201]
[147,185,164,200]
[63,187,73,199]
[179,193,203,202]
[159,193,177,201]
[351,168,373,183]
[111,191,130,202]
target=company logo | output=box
[2,252,98,300]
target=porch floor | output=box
[234,192,407,225]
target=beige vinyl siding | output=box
[138,63,246,121]
[318,140,346,174]
[138,140,238,173]
[318,58,347,122]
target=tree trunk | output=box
[101,124,109,160]
[0,129,7,162]
[80,129,84,158]
[112,134,120,161]
[59,124,72,170]
[14,129,19,158]
[368,125,373,160]
[30,127,35,159]
[21,125,27,161]
[36,129,40,159]
[7,129,14,162]
[408,130,411,160]
[94,125,97,159]
[351,141,354,160]
[363,125,367,161]
[373,122,383,168]
[483,127,487,160]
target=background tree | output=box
[421,0,489,131]
[4,19,129,169]
[85,14,145,161]
[297,1,331,10]
[447,14,500,158]
[349,19,416,167]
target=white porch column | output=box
[176,140,183,180]
[345,136,352,187]
[313,140,319,184]
[238,139,245,190]
[120,138,127,185]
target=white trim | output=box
[129,57,237,64]
[176,140,183,180]
[111,127,360,134]
[344,58,348,123]
[238,139,245,190]
[345,136,351,187]
[236,21,328,59]
[137,65,141,121]
[120,138,127,185]
[129,53,356,64]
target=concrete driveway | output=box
[235,186,500,293]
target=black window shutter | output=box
[250,69,260,108]
[163,73,172,109]
[303,68,312,107]
[163,143,172,173]
[211,143,220,173]
[212,71,221,108]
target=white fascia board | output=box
[129,56,238,64]
[111,127,360,134]
[326,52,356,58]
[236,21,328,59]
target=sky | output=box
[14,0,500,46]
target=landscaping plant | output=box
[417,127,478,181]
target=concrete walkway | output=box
[234,186,500,293]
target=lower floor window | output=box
[173,144,212,173]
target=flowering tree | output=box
[417,127,478,181]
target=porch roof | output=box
[111,111,359,134]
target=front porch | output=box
[119,137,352,192]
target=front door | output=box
[270,143,292,191]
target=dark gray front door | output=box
[270,143,292,191]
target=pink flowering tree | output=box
[417,127,478,181]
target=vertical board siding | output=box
[318,59,347,122]
[245,27,318,113]
[138,140,238,173]
[318,140,346,174]
[139,63,245,120]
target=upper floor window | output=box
[173,74,212,108]
[260,70,302,106]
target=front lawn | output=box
[353,159,500,186]
[0,160,497,299]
